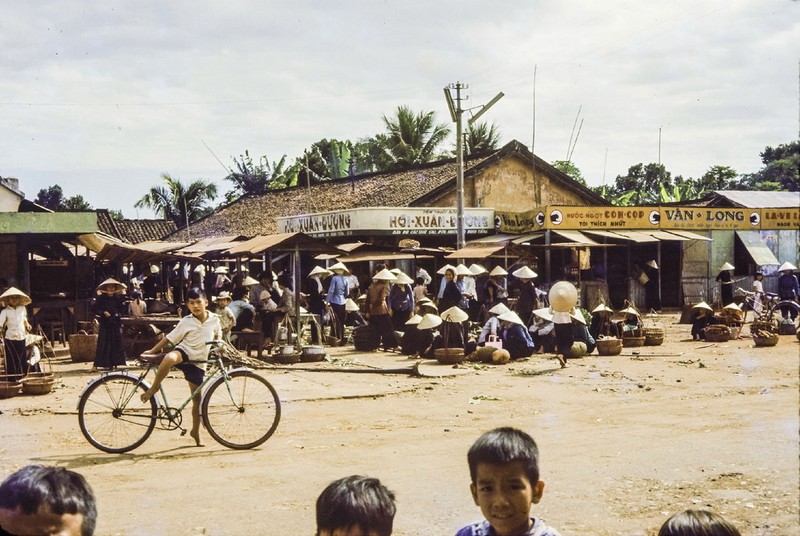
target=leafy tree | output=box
[552,160,586,186]
[35,185,65,210]
[293,139,357,186]
[735,140,799,191]
[377,106,451,169]
[62,195,93,210]
[224,151,293,201]
[135,173,217,227]
[465,122,501,155]
[108,209,124,220]
[697,165,738,192]
[607,163,672,205]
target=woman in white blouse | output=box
[0,287,32,379]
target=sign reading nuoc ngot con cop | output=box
[276,207,494,237]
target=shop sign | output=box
[0,212,98,234]
[760,208,800,229]
[546,206,657,230]
[276,207,494,237]
[494,209,544,233]
[659,207,759,230]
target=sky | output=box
[1,0,798,219]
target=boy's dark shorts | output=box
[174,348,205,385]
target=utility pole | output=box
[444,83,504,250]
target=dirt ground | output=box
[1,313,798,536]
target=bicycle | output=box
[77,341,281,453]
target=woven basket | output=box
[68,331,98,362]
[751,319,777,333]
[596,338,623,356]
[778,321,797,335]
[353,325,380,352]
[643,327,665,346]
[622,335,645,348]
[753,331,779,347]
[21,372,55,396]
[705,325,731,343]
[434,347,466,364]
[0,381,22,399]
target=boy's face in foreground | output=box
[0,505,84,536]
[318,527,379,536]
[186,297,208,318]
[470,461,544,536]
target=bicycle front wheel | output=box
[78,375,157,453]
[202,370,281,449]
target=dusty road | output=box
[1,314,798,536]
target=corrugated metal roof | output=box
[711,190,800,208]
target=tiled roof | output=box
[95,209,177,244]
[167,140,609,241]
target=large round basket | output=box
[596,338,623,356]
[704,325,731,343]
[353,325,380,352]
[753,331,779,347]
[434,347,466,364]
[643,327,665,346]
[622,335,645,348]
[0,380,22,399]
[21,372,55,396]
[68,331,98,362]
[751,319,777,333]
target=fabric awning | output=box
[582,230,625,241]
[605,230,659,243]
[78,234,199,264]
[664,230,712,241]
[224,232,343,257]
[338,251,435,262]
[735,231,779,266]
[550,230,600,245]
[445,245,505,259]
[647,230,690,241]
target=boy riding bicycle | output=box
[140,287,221,446]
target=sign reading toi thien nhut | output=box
[659,207,760,230]
[547,206,658,229]
[276,207,494,237]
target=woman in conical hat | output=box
[690,301,716,341]
[93,278,128,370]
[389,272,415,330]
[0,287,33,378]
[512,265,539,325]
[485,266,508,309]
[776,262,799,321]
[399,313,429,357]
[497,310,535,360]
[716,262,736,306]
[589,303,618,340]
[366,269,398,352]
[478,302,510,346]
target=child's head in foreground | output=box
[467,427,545,536]
[316,475,396,536]
[658,509,741,536]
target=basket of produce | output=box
[643,327,665,346]
[352,325,380,352]
[0,375,22,399]
[596,337,623,355]
[704,325,731,343]
[622,335,646,348]
[300,345,326,362]
[434,347,466,364]
[751,319,777,333]
[752,329,779,347]
[21,372,55,396]
[68,331,98,363]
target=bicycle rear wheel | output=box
[78,374,157,453]
[202,370,281,449]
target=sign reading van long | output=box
[277,207,495,237]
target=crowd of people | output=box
[0,427,744,535]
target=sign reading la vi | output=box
[543,206,772,231]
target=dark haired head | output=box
[231,287,249,301]
[658,509,741,536]
[0,465,97,536]
[186,287,206,301]
[277,274,292,290]
[415,277,424,285]
[467,427,540,485]
[316,475,396,536]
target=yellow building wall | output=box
[428,156,590,212]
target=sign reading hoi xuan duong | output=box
[276,207,495,237]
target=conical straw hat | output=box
[778,261,797,272]
[241,276,259,286]
[308,266,330,278]
[405,314,423,325]
[455,264,472,276]
[619,306,641,316]
[469,263,487,275]
[437,264,456,275]
[488,302,511,315]
[570,311,586,324]
[329,262,350,274]
[548,281,578,312]
[97,278,127,293]
[417,313,443,330]
[213,266,229,274]
[373,268,397,281]
[646,260,659,269]
[719,262,735,271]
[591,303,613,314]
[532,307,553,321]
[440,306,469,322]
[393,272,414,285]
[498,311,524,326]
[692,301,713,311]
[489,266,508,276]
[0,287,31,305]
[723,302,742,312]
[389,268,402,275]
[345,298,360,312]
[512,266,538,279]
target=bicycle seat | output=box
[138,353,166,365]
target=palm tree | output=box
[378,106,451,169]
[135,173,217,227]
[465,122,501,155]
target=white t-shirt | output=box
[166,312,221,362]
[0,305,28,340]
